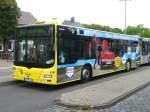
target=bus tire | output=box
[148,57,150,64]
[126,61,131,72]
[81,66,92,83]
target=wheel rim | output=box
[126,62,130,71]
[82,69,90,80]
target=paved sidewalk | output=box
[0,75,13,85]
[57,67,150,109]
[0,60,15,86]
[0,59,13,70]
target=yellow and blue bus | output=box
[13,22,141,85]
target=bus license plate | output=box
[106,61,112,64]
[24,78,32,82]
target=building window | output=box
[8,40,15,52]
[0,41,3,51]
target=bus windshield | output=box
[14,25,55,68]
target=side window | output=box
[131,41,138,52]
[142,42,148,55]
[74,39,83,59]
[57,26,81,64]
[109,39,116,52]
[115,40,123,56]
[146,42,148,54]
[83,39,90,58]
[57,27,71,64]
[0,41,3,52]
[63,38,75,63]
[148,43,150,53]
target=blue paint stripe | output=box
[77,29,140,41]
[58,59,95,68]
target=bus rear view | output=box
[13,24,57,85]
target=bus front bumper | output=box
[12,66,57,85]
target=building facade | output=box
[0,11,37,59]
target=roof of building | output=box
[62,17,83,27]
[19,11,37,25]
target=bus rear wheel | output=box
[148,57,150,64]
[81,66,91,83]
[126,61,131,72]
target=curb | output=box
[55,81,150,110]
[0,67,12,70]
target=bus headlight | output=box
[43,74,52,78]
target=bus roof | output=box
[17,21,141,42]
[78,28,140,41]
[17,20,61,28]
[59,24,140,41]
[34,20,61,25]
[142,37,150,42]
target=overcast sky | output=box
[16,0,150,29]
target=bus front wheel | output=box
[81,66,91,83]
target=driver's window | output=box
[18,40,26,61]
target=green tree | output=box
[113,28,123,33]
[0,0,20,58]
[125,25,150,38]
[84,23,150,38]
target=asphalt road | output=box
[0,65,149,112]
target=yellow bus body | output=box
[13,21,59,85]
[13,65,58,85]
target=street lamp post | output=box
[124,0,127,33]
[120,0,131,33]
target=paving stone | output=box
[43,85,150,112]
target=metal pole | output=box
[125,0,127,33]
[120,0,131,33]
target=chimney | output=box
[71,17,75,23]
